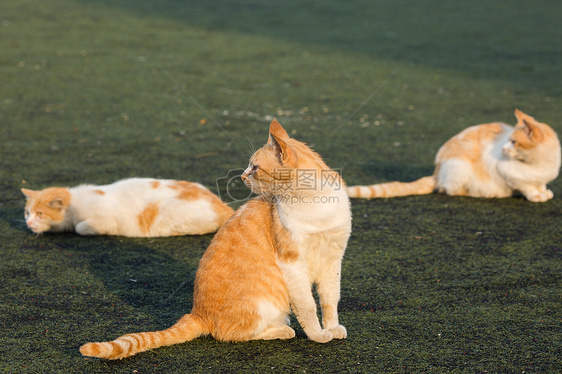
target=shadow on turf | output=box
[61,235,201,328]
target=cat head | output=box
[21,187,71,233]
[502,109,560,162]
[241,119,339,198]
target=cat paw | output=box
[276,325,296,340]
[329,325,347,339]
[309,329,334,343]
[528,190,553,202]
[254,325,296,340]
[75,221,98,235]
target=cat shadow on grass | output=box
[2,204,30,233]
[55,234,210,340]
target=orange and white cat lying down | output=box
[347,109,561,202]
[21,178,234,236]
[80,119,352,359]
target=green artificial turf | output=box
[1,0,561,372]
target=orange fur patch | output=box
[151,180,160,189]
[347,176,435,199]
[212,199,235,225]
[192,197,291,341]
[168,181,234,224]
[436,123,504,181]
[272,207,299,263]
[26,187,71,222]
[93,189,105,195]
[138,203,159,234]
[168,181,204,200]
[511,127,538,150]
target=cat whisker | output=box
[245,137,256,156]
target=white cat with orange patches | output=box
[80,119,352,359]
[347,109,561,202]
[22,178,234,236]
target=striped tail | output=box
[346,176,436,199]
[80,313,207,360]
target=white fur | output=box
[39,178,226,236]
[26,214,52,233]
[275,184,352,343]
[254,299,292,338]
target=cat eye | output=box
[250,165,259,174]
[36,212,43,218]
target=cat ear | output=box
[514,109,537,128]
[268,119,290,143]
[21,188,36,198]
[268,119,298,166]
[270,134,298,167]
[514,109,543,142]
[524,120,543,142]
[48,198,66,211]
[514,108,535,123]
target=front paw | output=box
[528,190,553,202]
[329,325,347,339]
[75,221,98,235]
[309,329,334,343]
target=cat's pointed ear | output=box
[48,198,65,211]
[270,134,298,167]
[515,109,543,142]
[514,109,535,123]
[268,119,290,143]
[21,188,36,198]
[268,120,298,167]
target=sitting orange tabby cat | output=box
[347,109,561,202]
[80,119,352,359]
[22,178,233,236]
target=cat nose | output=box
[241,174,247,182]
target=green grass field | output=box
[1,1,561,372]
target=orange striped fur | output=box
[80,119,352,359]
[22,178,233,236]
[347,176,436,198]
[347,109,560,202]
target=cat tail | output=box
[346,176,436,199]
[80,313,208,360]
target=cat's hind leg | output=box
[252,325,295,340]
[249,300,295,341]
[435,159,472,196]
